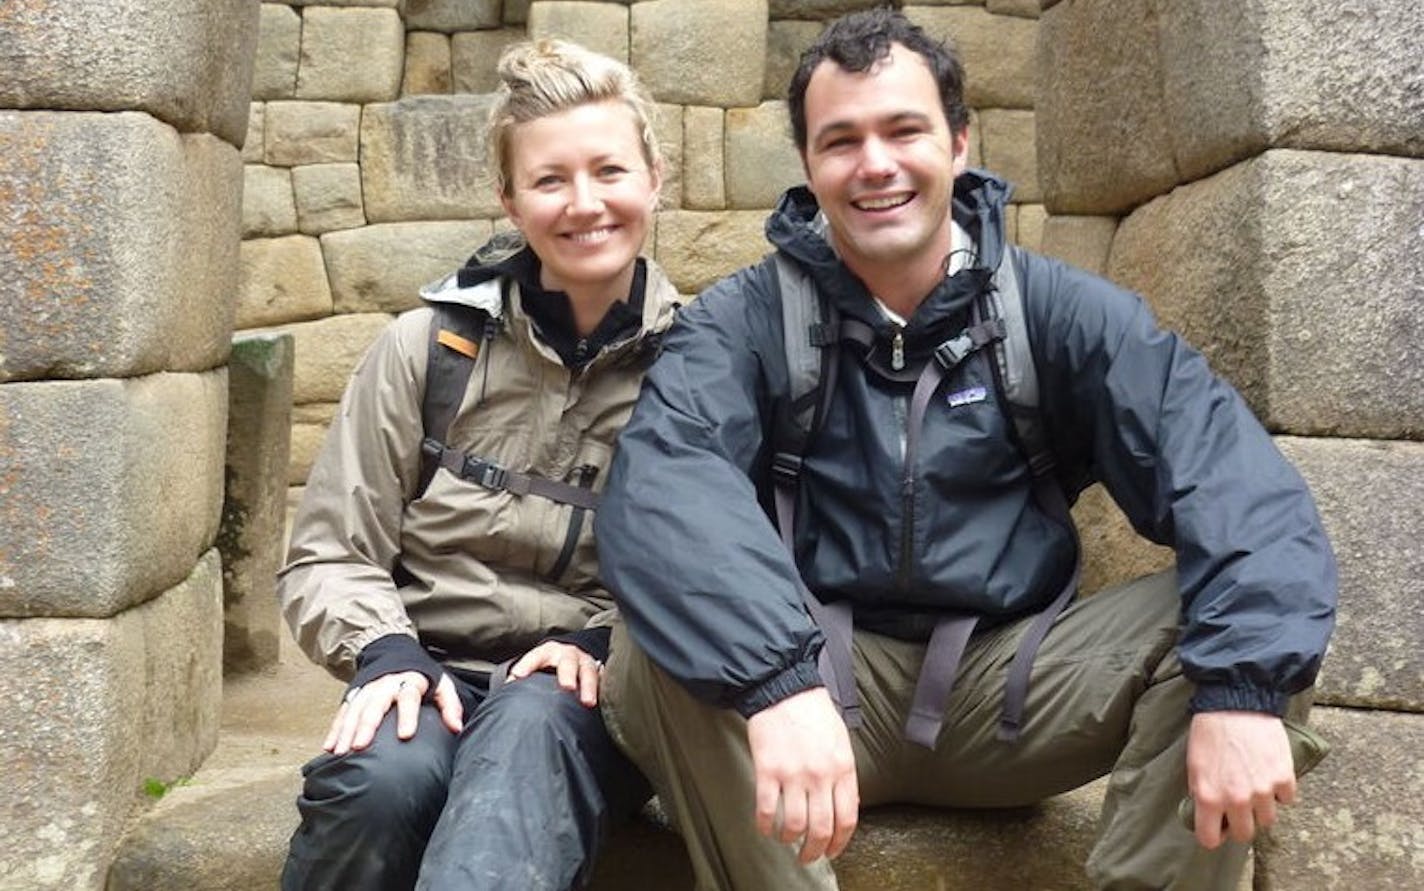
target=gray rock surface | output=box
[401,0,502,31]
[764,19,822,101]
[289,403,339,485]
[653,210,771,295]
[0,0,259,144]
[0,372,227,618]
[403,31,453,95]
[0,113,239,382]
[725,101,804,209]
[1070,483,1174,599]
[221,334,295,674]
[242,103,265,163]
[1039,215,1117,276]
[979,108,1038,203]
[253,3,301,101]
[528,1,631,63]
[242,164,298,238]
[323,220,493,314]
[631,0,767,107]
[682,106,726,210]
[451,28,525,94]
[266,313,395,404]
[292,162,367,234]
[360,96,503,221]
[296,6,405,103]
[907,5,1037,110]
[263,101,361,166]
[238,235,334,329]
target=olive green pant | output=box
[601,571,1254,890]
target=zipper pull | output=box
[573,337,590,367]
[891,326,905,372]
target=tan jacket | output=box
[279,259,680,679]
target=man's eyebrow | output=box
[811,111,934,145]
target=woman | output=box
[278,40,676,891]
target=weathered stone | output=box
[0,0,259,145]
[221,335,295,674]
[1002,204,1018,246]
[451,28,525,94]
[653,102,685,211]
[0,372,227,618]
[242,102,265,163]
[1258,707,1424,889]
[253,3,301,101]
[632,0,767,107]
[292,163,367,235]
[1015,203,1046,252]
[0,112,239,382]
[287,0,399,5]
[726,101,804,209]
[505,0,532,25]
[765,19,822,101]
[322,220,493,314]
[987,0,1039,17]
[0,552,223,890]
[966,109,983,168]
[402,0,502,31]
[242,165,298,238]
[238,236,334,330]
[1108,150,1424,439]
[1071,483,1174,598]
[979,108,1038,203]
[403,31,453,96]
[906,5,1036,110]
[263,101,361,166]
[296,7,404,103]
[653,210,770,295]
[1160,0,1424,183]
[683,106,726,210]
[361,96,503,221]
[1039,215,1117,275]
[770,0,926,20]
[528,2,631,63]
[1036,0,1177,213]
[290,403,339,485]
[1277,437,1424,712]
[268,314,395,405]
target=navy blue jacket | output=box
[596,171,1336,719]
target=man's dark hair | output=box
[788,7,969,152]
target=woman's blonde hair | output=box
[489,40,662,196]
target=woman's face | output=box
[500,100,660,300]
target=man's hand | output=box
[508,640,604,707]
[746,687,859,865]
[324,670,463,756]
[1187,711,1296,849]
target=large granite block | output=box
[361,96,503,221]
[765,19,823,101]
[253,3,301,101]
[290,403,339,485]
[1258,707,1424,889]
[1160,0,1424,182]
[403,31,453,96]
[0,112,240,382]
[296,6,404,103]
[0,551,223,890]
[978,108,1039,203]
[263,101,361,166]
[401,0,502,31]
[0,0,259,145]
[631,0,767,107]
[238,235,334,329]
[267,313,395,405]
[906,5,1037,110]
[242,102,265,163]
[725,101,804,209]
[322,220,493,314]
[222,335,295,674]
[451,28,525,94]
[1035,0,1176,214]
[242,164,298,238]
[1277,437,1424,713]
[528,2,631,63]
[1039,215,1117,276]
[683,106,726,210]
[653,102,685,211]
[771,1,923,19]
[1071,483,1174,598]
[653,210,770,295]
[292,162,367,235]
[0,372,227,619]
[1108,150,1424,439]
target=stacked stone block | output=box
[237,1,1047,487]
[1037,0,1424,885]
[0,0,259,886]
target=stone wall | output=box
[0,1,260,887]
[1038,0,1424,886]
[233,0,1045,492]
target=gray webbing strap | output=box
[904,613,979,748]
[424,440,601,511]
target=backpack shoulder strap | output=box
[417,299,498,497]
[986,245,1053,479]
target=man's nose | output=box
[857,137,897,180]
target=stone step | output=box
[106,639,1235,891]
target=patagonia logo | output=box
[946,386,987,408]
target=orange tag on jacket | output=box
[437,329,480,360]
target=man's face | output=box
[800,43,969,283]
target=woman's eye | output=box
[597,166,628,179]
[533,175,562,189]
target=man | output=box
[595,9,1335,890]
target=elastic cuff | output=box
[1189,683,1289,716]
[731,660,825,718]
[349,633,444,697]
[545,626,612,664]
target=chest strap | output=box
[421,439,600,511]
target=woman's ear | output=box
[648,159,665,208]
[499,190,522,230]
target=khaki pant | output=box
[601,571,1257,891]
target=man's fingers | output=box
[826,771,860,860]
[1194,795,1226,850]
[754,776,780,839]
[778,783,808,845]
[798,784,835,864]
[1225,798,1256,844]
[1274,775,1298,807]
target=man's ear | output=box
[950,126,971,177]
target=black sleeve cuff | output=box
[1189,682,1289,716]
[544,626,612,663]
[731,660,826,718]
[349,634,444,698]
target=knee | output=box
[301,710,453,829]
[471,672,590,748]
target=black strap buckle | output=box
[933,334,974,370]
[771,451,803,485]
[466,458,509,491]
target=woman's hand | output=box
[507,641,603,707]
[324,670,463,755]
